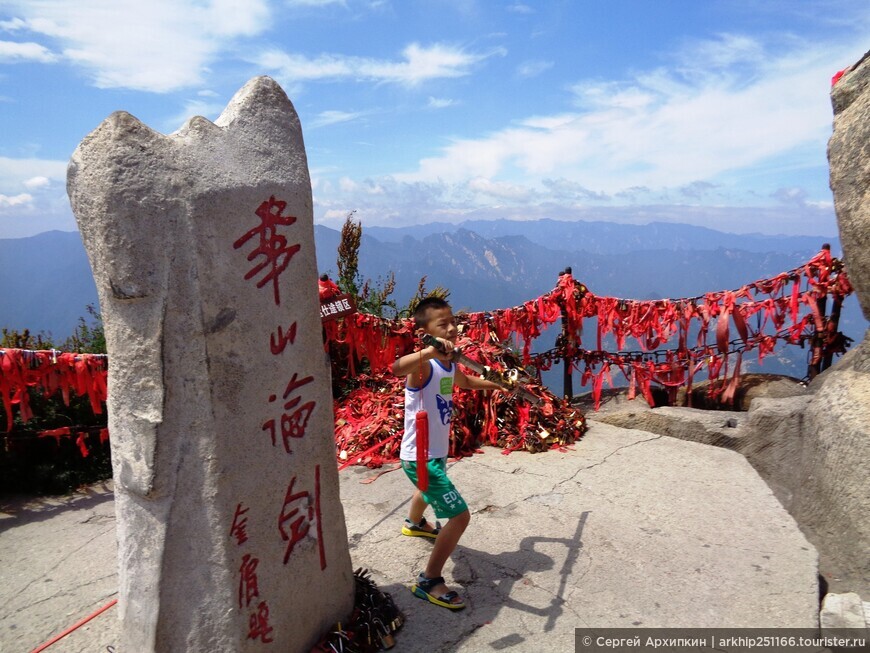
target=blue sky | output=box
[0,0,867,239]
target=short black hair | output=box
[413,296,451,329]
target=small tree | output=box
[334,212,451,319]
[1,328,53,349]
[404,276,450,318]
[337,211,362,298]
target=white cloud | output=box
[678,181,718,200]
[286,0,347,5]
[427,96,457,109]
[314,183,838,236]
[1,0,271,92]
[506,3,534,14]
[0,40,58,63]
[396,34,866,196]
[675,33,765,72]
[23,176,51,189]
[0,156,67,189]
[541,178,609,201]
[516,59,552,78]
[0,193,33,208]
[772,186,809,206]
[336,176,386,195]
[256,42,506,87]
[0,159,79,236]
[308,110,365,128]
[339,177,358,193]
[467,177,533,201]
[0,18,28,30]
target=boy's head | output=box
[413,296,456,339]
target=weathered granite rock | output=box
[829,50,870,320]
[67,76,353,652]
[820,592,867,629]
[795,337,870,595]
[742,396,812,509]
[784,49,870,596]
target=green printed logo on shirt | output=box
[440,377,453,395]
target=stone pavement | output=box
[1,420,820,652]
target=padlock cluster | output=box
[313,568,404,652]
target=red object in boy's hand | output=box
[416,410,429,491]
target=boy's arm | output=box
[392,338,456,386]
[454,368,503,391]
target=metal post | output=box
[806,244,830,381]
[821,294,843,372]
[559,267,574,401]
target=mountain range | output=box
[1,219,865,383]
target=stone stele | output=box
[67,76,354,652]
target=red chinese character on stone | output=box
[277,466,326,569]
[233,196,300,306]
[239,554,260,609]
[262,373,316,454]
[247,600,274,644]
[269,321,297,355]
[229,503,250,546]
[277,476,312,565]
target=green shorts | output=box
[401,457,468,519]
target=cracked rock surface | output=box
[1,421,820,652]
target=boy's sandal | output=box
[401,518,441,539]
[411,573,465,610]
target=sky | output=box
[0,0,867,239]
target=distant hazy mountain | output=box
[0,230,99,341]
[2,221,864,383]
[365,218,838,255]
[318,225,840,313]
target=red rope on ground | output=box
[29,597,117,653]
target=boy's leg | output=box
[423,509,470,600]
[408,490,437,531]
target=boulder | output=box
[820,592,867,630]
[829,50,870,320]
[794,337,870,595]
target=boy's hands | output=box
[425,336,458,361]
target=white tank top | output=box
[400,359,454,461]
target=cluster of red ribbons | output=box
[334,374,406,469]
[538,249,852,408]
[333,344,587,470]
[323,249,853,420]
[450,336,586,455]
[0,349,108,431]
[37,426,110,458]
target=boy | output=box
[391,296,503,610]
